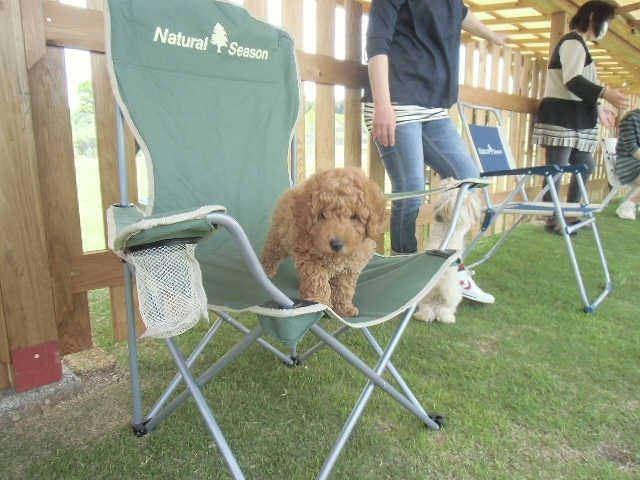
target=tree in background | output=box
[71,80,97,157]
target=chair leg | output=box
[165,338,246,480]
[144,326,264,433]
[311,309,442,480]
[148,318,225,419]
[464,214,528,269]
[558,217,612,312]
[546,178,613,312]
[297,324,350,364]
[124,264,144,432]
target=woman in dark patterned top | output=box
[614,109,640,220]
[532,1,629,234]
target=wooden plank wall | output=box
[1,0,637,391]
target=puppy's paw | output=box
[336,304,359,318]
[260,259,278,278]
[435,310,456,324]
[414,305,436,322]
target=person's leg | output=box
[374,122,425,254]
[616,175,640,220]
[566,149,595,203]
[629,181,640,204]
[542,145,572,203]
[420,118,481,180]
[421,119,494,304]
[540,146,575,232]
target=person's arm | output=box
[461,10,509,46]
[559,40,629,110]
[619,111,640,160]
[601,87,630,110]
[368,54,396,147]
[365,0,405,147]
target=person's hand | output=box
[371,102,396,147]
[491,32,510,47]
[602,87,630,110]
[598,104,617,128]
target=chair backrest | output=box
[601,137,621,189]
[106,0,300,245]
[466,124,515,173]
[457,102,517,174]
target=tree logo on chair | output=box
[211,23,228,53]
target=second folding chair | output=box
[457,102,612,312]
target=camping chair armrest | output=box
[385,178,490,201]
[205,212,295,309]
[556,164,588,174]
[480,165,560,178]
[107,203,226,253]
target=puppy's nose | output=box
[330,239,344,252]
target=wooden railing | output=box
[1,0,636,392]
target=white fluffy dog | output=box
[414,179,482,323]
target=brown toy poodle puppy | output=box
[261,167,387,317]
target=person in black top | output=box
[363,0,508,304]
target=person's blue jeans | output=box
[374,118,480,254]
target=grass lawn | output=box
[74,155,148,251]
[1,199,638,479]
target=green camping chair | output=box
[105,0,468,477]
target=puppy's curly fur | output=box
[261,167,387,317]
[414,179,481,324]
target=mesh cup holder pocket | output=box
[126,241,208,338]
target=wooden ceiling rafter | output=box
[353,0,640,94]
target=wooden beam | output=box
[42,0,105,53]
[297,51,367,88]
[616,2,640,15]
[467,2,519,14]
[68,251,123,294]
[459,85,540,115]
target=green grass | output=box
[2,203,638,479]
[74,155,148,251]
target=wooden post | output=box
[0,0,62,392]
[344,0,363,169]
[29,45,93,356]
[282,0,307,183]
[315,0,337,171]
[549,11,570,56]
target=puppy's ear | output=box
[292,176,317,232]
[435,188,458,222]
[364,180,388,239]
[465,190,483,224]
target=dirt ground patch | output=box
[0,346,128,430]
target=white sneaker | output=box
[458,267,495,304]
[616,201,636,220]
